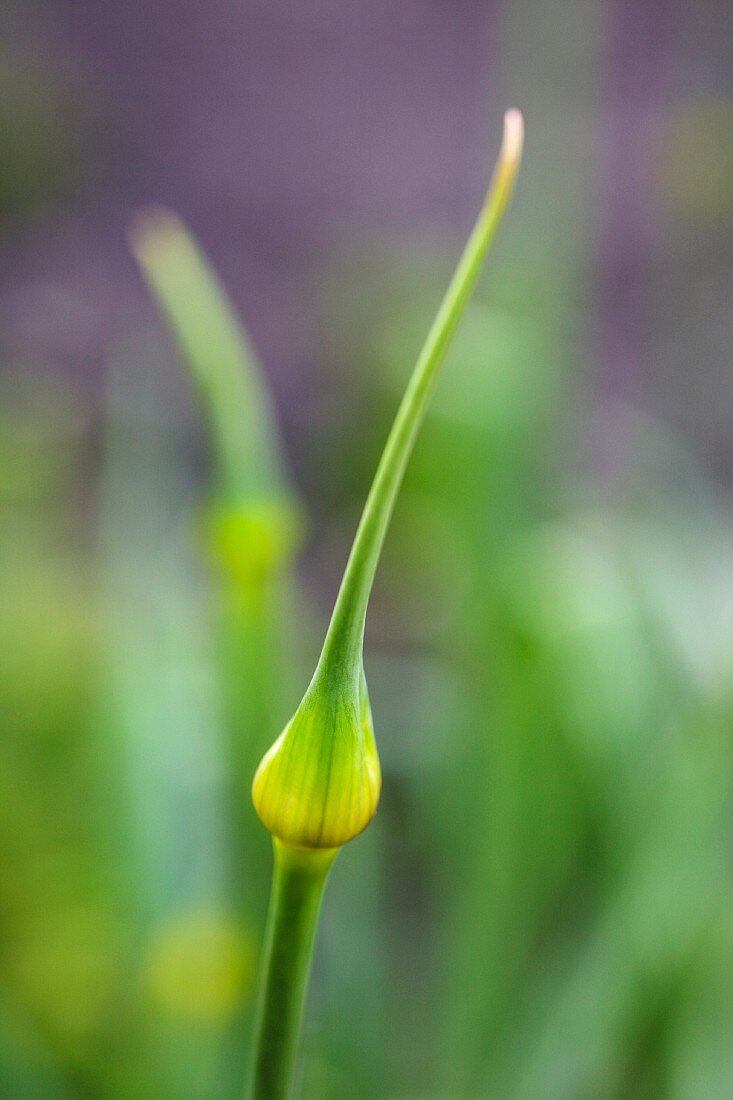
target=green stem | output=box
[318,109,524,679]
[248,109,523,1096]
[246,840,339,1100]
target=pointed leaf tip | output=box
[502,108,524,166]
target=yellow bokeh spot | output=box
[145,910,255,1024]
[661,99,733,222]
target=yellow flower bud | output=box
[252,109,523,858]
[252,670,380,849]
[246,110,524,1100]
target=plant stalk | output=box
[318,108,524,679]
[247,108,523,1098]
[246,840,338,1100]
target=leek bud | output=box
[253,665,379,849]
[252,109,524,852]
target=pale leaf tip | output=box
[128,205,185,263]
[502,108,524,169]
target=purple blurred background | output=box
[1,0,732,479]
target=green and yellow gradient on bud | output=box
[248,109,523,1100]
[253,667,380,849]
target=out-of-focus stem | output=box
[129,209,289,506]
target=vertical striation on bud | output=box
[252,667,379,849]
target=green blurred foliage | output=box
[2,135,733,1100]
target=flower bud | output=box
[252,110,523,854]
[252,670,380,849]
